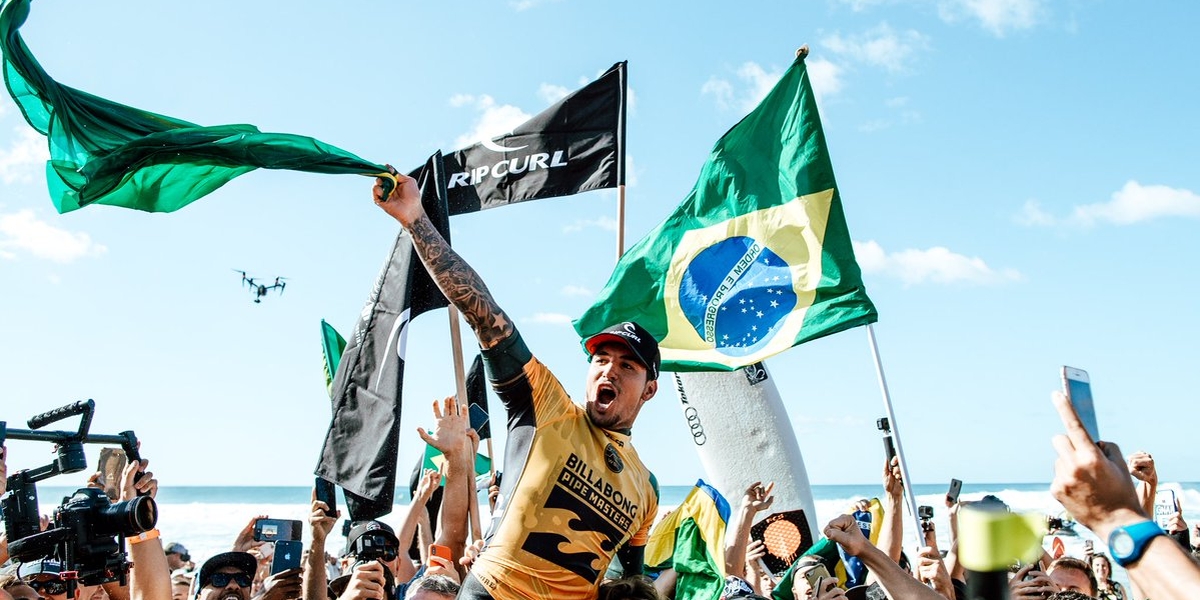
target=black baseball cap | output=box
[583,321,661,379]
[197,552,256,589]
[343,520,399,558]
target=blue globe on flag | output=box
[678,236,798,357]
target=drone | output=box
[234,270,287,303]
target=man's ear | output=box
[642,379,658,401]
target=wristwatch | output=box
[1108,520,1165,567]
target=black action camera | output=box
[1,400,156,595]
[918,505,934,532]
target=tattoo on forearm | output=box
[409,215,513,348]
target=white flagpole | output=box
[866,323,924,549]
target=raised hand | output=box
[741,481,775,514]
[1049,391,1144,538]
[418,397,470,457]
[309,489,339,544]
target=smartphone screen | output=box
[1062,366,1099,442]
[468,404,489,434]
[947,479,963,505]
[272,540,303,574]
[315,477,338,518]
[1153,489,1178,530]
[254,518,303,542]
[97,447,127,500]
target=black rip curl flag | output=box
[316,151,451,521]
[415,62,626,216]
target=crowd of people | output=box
[1,172,1197,599]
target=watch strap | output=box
[1110,520,1165,567]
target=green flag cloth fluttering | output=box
[573,53,877,372]
[0,0,390,213]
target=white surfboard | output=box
[673,363,819,545]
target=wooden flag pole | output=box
[866,323,925,550]
[447,307,482,541]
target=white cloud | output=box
[700,78,735,111]
[451,95,533,149]
[702,61,787,112]
[538,83,570,105]
[525,312,573,325]
[820,23,930,73]
[562,216,618,234]
[938,0,1044,37]
[561,285,593,297]
[0,209,107,263]
[1016,182,1200,227]
[854,239,1021,285]
[1071,181,1200,226]
[1014,199,1058,226]
[0,127,49,185]
[806,57,844,105]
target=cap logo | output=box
[623,322,637,334]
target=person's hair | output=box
[403,575,460,599]
[597,575,661,600]
[0,574,21,590]
[1048,556,1098,596]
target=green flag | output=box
[574,53,877,372]
[422,443,492,482]
[0,0,389,213]
[320,320,347,401]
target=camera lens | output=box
[97,496,158,535]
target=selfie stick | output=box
[865,324,924,549]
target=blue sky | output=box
[1,0,1198,491]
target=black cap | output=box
[197,552,256,589]
[343,520,399,557]
[583,321,661,379]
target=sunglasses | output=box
[206,573,252,588]
[170,553,192,562]
[27,579,67,596]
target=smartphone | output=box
[271,540,303,574]
[946,479,963,505]
[315,477,338,518]
[803,563,831,590]
[254,518,303,542]
[468,404,489,434]
[97,447,127,499]
[427,544,452,567]
[1062,366,1099,442]
[1154,489,1178,530]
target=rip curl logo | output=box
[623,323,637,334]
[604,443,624,473]
[480,133,528,153]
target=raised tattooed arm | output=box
[373,169,513,349]
[408,215,514,348]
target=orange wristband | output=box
[129,529,160,545]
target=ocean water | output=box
[26,482,1200,584]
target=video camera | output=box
[1,400,157,595]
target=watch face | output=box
[1112,530,1134,556]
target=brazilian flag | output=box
[645,479,730,600]
[574,52,877,372]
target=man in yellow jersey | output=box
[374,169,660,600]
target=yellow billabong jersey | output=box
[470,355,657,600]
